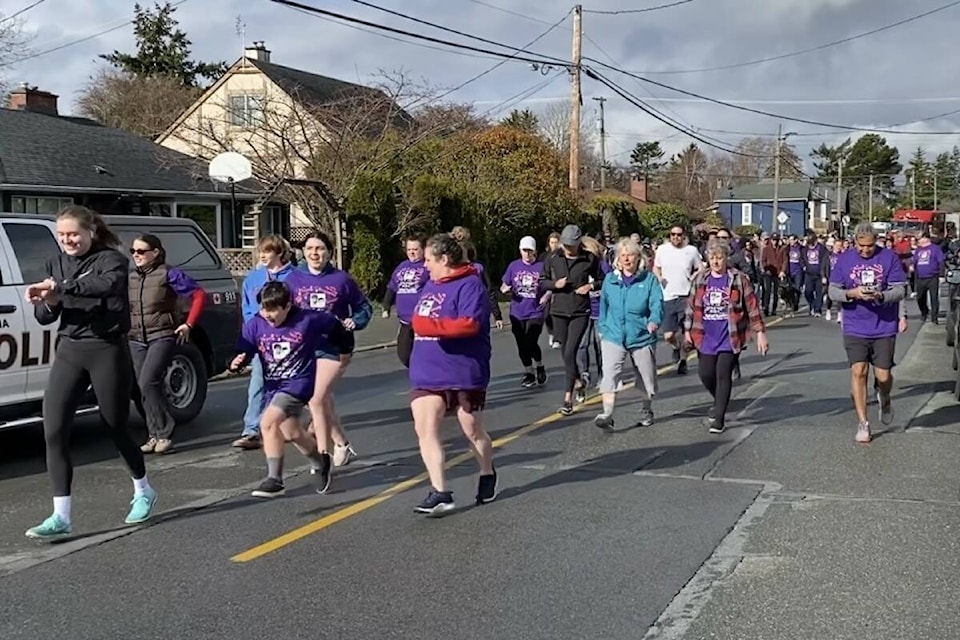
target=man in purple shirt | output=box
[911,232,945,324]
[828,222,908,444]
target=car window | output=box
[4,223,60,283]
[116,228,218,269]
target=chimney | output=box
[243,41,271,63]
[630,176,648,203]
[7,83,59,115]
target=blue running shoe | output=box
[25,514,71,539]
[125,487,157,524]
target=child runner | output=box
[382,234,429,368]
[501,235,548,388]
[230,281,354,497]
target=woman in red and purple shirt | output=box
[409,234,496,516]
[683,240,768,435]
[129,233,205,454]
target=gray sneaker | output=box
[876,390,894,426]
[637,409,654,427]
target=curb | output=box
[209,340,398,382]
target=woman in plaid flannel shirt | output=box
[683,239,769,434]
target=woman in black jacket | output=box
[540,224,603,416]
[23,206,156,539]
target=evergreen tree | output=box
[100,2,226,86]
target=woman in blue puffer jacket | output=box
[593,236,664,431]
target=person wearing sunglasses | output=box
[654,225,703,375]
[129,234,206,454]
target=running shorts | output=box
[268,391,309,418]
[662,297,688,334]
[843,335,896,370]
[410,389,486,414]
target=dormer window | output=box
[229,95,263,127]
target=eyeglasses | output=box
[130,248,153,255]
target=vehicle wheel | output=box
[133,342,208,426]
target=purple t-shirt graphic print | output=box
[700,273,733,355]
[502,259,544,321]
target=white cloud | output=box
[4,0,960,170]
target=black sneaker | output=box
[520,372,536,388]
[536,366,548,386]
[706,418,725,434]
[594,413,614,431]
[637,409,654,427]
[414,489,455,516]
[476,469,498,505]
[310,453,332,495]
[252,477,285,498]
[559,402,574,416]
[677,359,688,375]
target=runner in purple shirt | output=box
[911,232,945,324]
[382,235,429,368]
[501,236,548,388]
[828,222,908,443]
[230,281,354,498]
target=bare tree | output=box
[537,100,602,190]
[0,11,33,96]
[77,68,202,138]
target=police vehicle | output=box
[0,214,241,430]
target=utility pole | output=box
[868,173,874,222]
[568,4,582,192]
[912,171,917,209]
[837,156,844,233]
[934,168,939,210]
[593,95,607,190]
[772,124,781,234]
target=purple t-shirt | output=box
[589,260,613,319]
[828,251,841,272]
[387,259,429,323]
[410,273,491,390]
[830,246,907,339]
[913,244,944,279]
[502,258,544,321]
[236,307,342,402]
[788,246,803,276]
[700,273,733,355]
[285,265,366,321]
[166,266,200,296]
[804,245,825,276]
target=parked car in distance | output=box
[0,213,241,430]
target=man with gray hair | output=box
[828,221,908,443]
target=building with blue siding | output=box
[714,181,848,236]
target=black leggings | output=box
[697,351,737,427]
[510,316,543,367]
[43,338,145,496]
[552,315,590,393]
[397,322,414,368]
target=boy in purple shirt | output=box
[230,281,354,498]
[828,222,908,443]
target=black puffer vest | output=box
[129,263,177,342]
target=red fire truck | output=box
[890,209,944,236]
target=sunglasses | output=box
[130,248,154,255]
[670,232,683,237]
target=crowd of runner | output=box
[19,206,944,536]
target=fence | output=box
[219,248,255,276]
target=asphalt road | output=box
[1,301,959,640]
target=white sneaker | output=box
[333,443,357,467]
[825,310,832,321]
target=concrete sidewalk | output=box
[645,312,960,640]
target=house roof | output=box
[0,108,259,196]
[248,59,413,128]
[715,181,812,202]
[812,183,850,208]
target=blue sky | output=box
[5,0,960,168]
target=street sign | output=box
[777,212,789,224]
[842,215,851,225]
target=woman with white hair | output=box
[594,237,664,430]
[684,239,768,434]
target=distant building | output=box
[714,181,849,235]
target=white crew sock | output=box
[53,496,72,524]
[601,396,615,417]
[133,476,152,496]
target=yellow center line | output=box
[231,315,786,563]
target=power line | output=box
[346,0,568,64]
[584,59,960,135]
[0,0,190,68]
[630,0,960,74]
[404,10,571,111]
[1,0,46,23]
[464,0,560,27]
[583,0,696,15]
[269,0,569,69]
